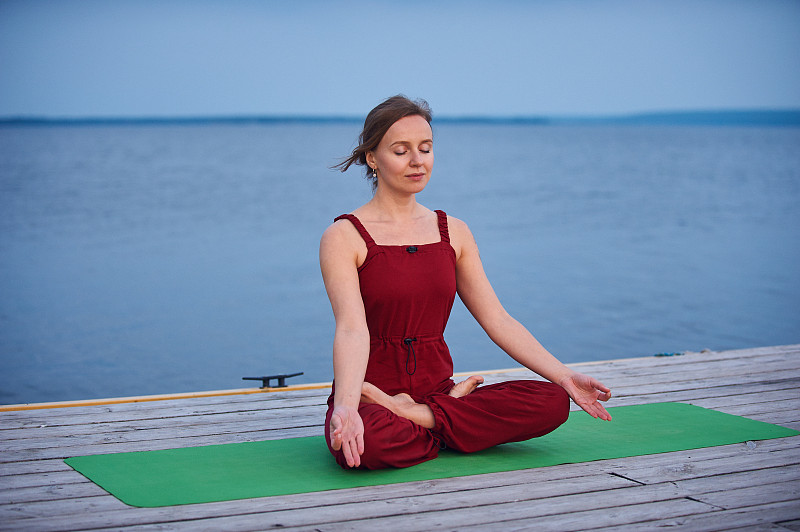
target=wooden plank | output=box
[568,347,799,376]
[496,360,799,394]
[0,459,74,478]
[691,388,798,409]
[0,425,323,463]
[600,355,799,382]
[692,480,800,509]
[293,489,712,532]
[448,500,718,532]
[0,471,80,492]
[0,493,124,522]
[672,465,800,497]
[719,401,800,420]
[604,380,797,407]
[0,390,330,427]
[0,480,105,505]
[570,345,798,371]
[0,392,329,429]
[732,412,798,427]
[591,500,800,532]
[607,447,800,484]
[0,407,328,450]
[0,384,332,411]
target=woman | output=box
[320,95,611,469]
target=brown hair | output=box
[333,95,432,189]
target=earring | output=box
[372,167,377,179]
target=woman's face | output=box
[366,115,433,195]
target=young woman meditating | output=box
[320,95,612,469]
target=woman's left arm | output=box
[450,217,612,421]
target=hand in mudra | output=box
[329,405,365,468]
[559,372,613,421]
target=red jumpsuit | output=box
[325,210,569,469]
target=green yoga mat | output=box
[65,402,797,507]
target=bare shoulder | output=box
[320,218,367,266]
[446,215,470,236]
[446,215,478,261]
[321,217,351,242]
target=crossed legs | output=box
[359,375,485,429]
[326,376,569,469]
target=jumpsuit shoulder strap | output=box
[435,210,450,243]
[334,214,376,248]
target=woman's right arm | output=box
[319,221,371,467]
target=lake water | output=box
[1,121,798,404]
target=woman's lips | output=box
[407,173,425,181]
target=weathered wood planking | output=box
[1,344,798,531]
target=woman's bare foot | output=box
[360,382,435,429]
[449,375,484,398]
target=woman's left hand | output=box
[559,372,613,421]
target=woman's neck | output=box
[364,190,423,222]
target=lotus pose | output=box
[320,95,611,469]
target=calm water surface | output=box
[1,122,798,404]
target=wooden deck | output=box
[1,344,798,531]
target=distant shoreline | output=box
[1,109,799,127]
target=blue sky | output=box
[1,0,799,118]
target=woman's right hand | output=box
[329,404,365,468]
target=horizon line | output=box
[2,108,799,126]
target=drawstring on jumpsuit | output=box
[403,337,417,375]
